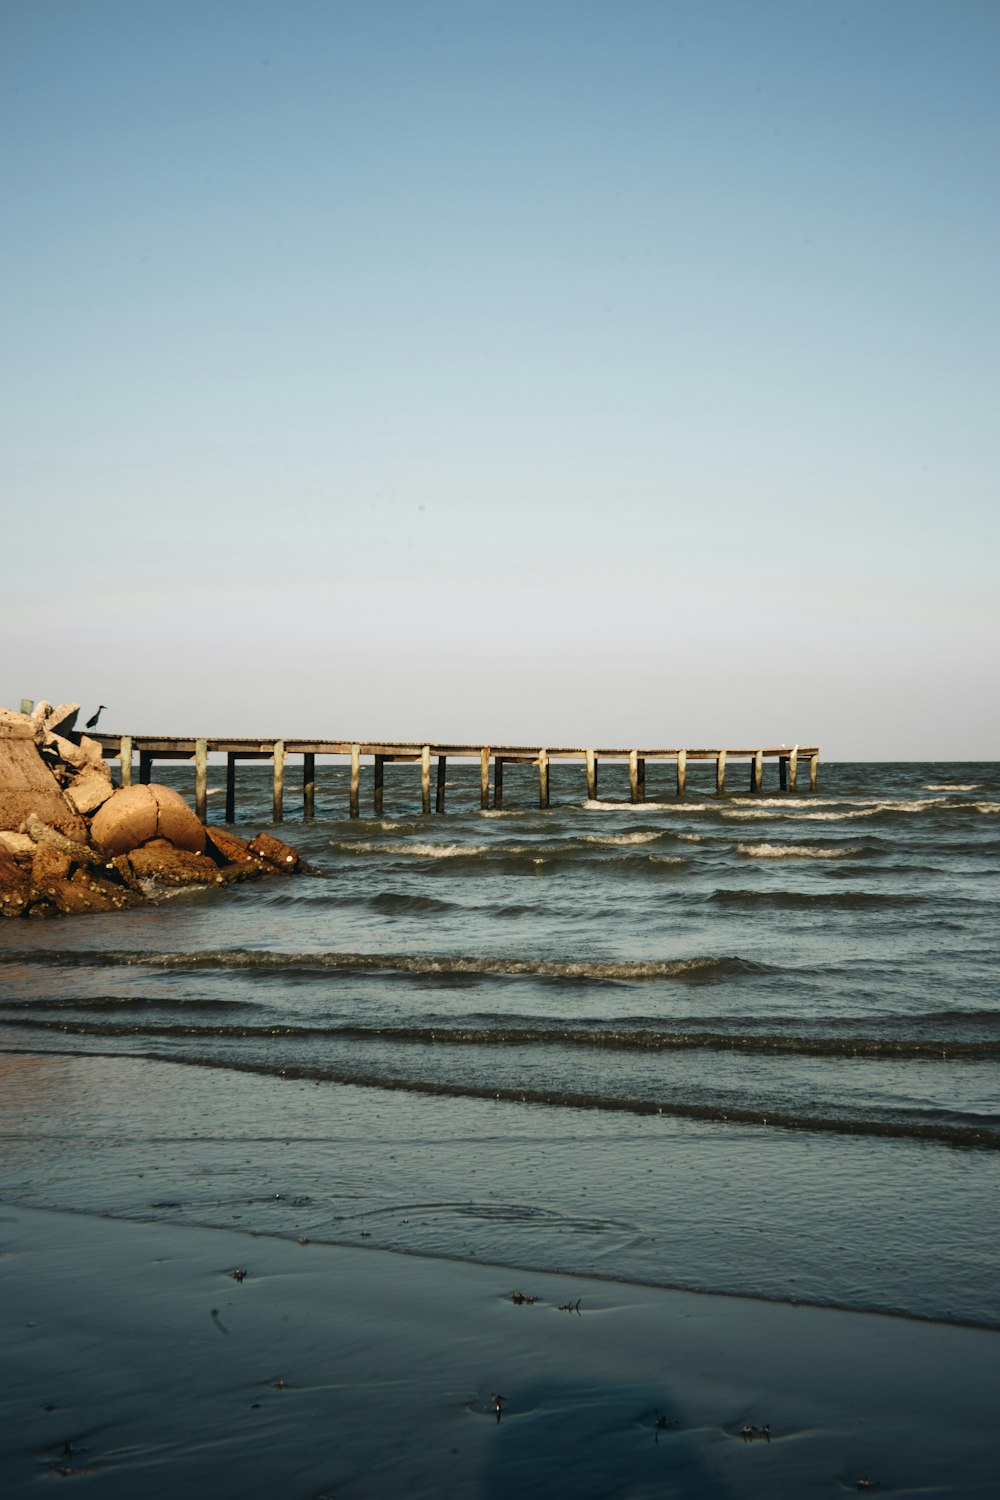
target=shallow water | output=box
[1,760,998,1326]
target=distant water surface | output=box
[1,761,998,1328]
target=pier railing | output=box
[92,737,820,824]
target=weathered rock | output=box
[0,831,34,857]
[66,768,114,816]
[129,839,223,887]
[43,873,121,915]
[0,739,89,839]
[21,813,100,866]
[0,848,31,917]
[150,786,206,853]
[89,786,159,854]
[0,708,40,741]
[68,868,139,910]
[107,853,143,890]
[78,735,107,767]
[43,703,80,737]
[31,844,73,890]
[206,827,255,865]
[247,831,300,872]
[29,701,53,727]
[45,733,89,770]
[90,784,205,856]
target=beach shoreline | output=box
[2,1202,997,1499]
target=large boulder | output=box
[150,785,206,852]
[128,839,223,887]
[206,827,256,865]
[66,767,114,816]
[0,736,89,839]
[90,784,205,856]
[247,831,300,872]
[88,786,158,854]
[0,708,41,741]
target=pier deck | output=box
[92,736,820,823]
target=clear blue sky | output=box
[3,1,997,757]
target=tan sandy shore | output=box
[1,1204,997,1499]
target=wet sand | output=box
[1,1204,996,1498]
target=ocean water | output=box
[1,760,998,1329]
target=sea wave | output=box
[709,888,923,909]
[736,843,861,859]
[8,1014,997,1060]
[0,948,776,983]
[335,841,488,859]
[27,1045,994,1150]
[582,830,662,846]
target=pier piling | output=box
[586,748,597,801]
[303,752,316,819]
[194,739,208,823]
[350,744,360,818]
[436,755,447,814]
[480,747,490,810]
[421,745,431,815]
[373,756,384,818]
[272,741,285,823]
[751,750,763,794]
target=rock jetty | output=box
[0,701,303,918]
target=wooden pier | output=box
[92,737,820,824]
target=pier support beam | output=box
[119,735,133,788]
[494,757,504,809]
[751,750,763,794]
[480,748,490,811]
[421,745,431,815]
[809,753,819,792]
[629,750,639,803]
[272,740,285,823]
[676,750,687,798]
[538,749,549,808]
[225,753,237,823]
[194,739,208,824]
[303,753,316,819]
[373,755,384,818]
[139,751,152,785]
[789,747,798,793]
[585,749,597,801]
[436,756,447,814]
[350,744,360,819]
[779,756,788,792]
[715,749,726,795]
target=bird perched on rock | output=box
[85,705,107,729]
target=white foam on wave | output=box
[726,795,986,821]
[583,830,661,847]
[338,841,488,858]
[924,784,981,791]
[975,801,1000,814]
[728,797,846,809]
[737,842,859,859]
[583,799,707,813]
